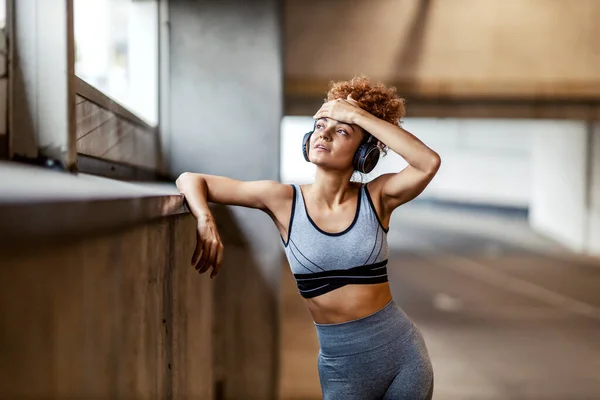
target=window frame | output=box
[7,0,167,180]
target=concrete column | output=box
[586,122,600,255]
[529,120,597,254]
[168,0,282,398]
[0,15,7,158]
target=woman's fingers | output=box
[346,96,359,106]
[191,234,202,267]
[207,241,217,278]
[314,99,357,121]
[210,242,224,279]
[206,240,218,271]
[313,103,329,119]
[192,220,224,278]
[197,239,212,273]
[200,239,219,274]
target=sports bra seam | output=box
[289,238,326,272]
[287,245,316,274]
[371,228,385,265]
[362,224,381,266]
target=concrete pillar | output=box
[586,123,600,255]
[0,15,7,158]
[529,120,600,255]
[167,0,282,398]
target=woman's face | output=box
[308,118,365,171]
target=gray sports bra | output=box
[281,184,389,298]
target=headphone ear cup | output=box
[302,132,313,162]
[362,146,381,173]
[353,143,380,173]
[353,143,368,172]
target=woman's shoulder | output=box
[258,181,295,217]
[270,181,296,196]
[247,180,295,206]
[363,176,384,195]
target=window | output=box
[74,0,158,126]
[0,0,5,29]
[0,0,7,158]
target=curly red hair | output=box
[327,76,405,126]
[326,76,405,154]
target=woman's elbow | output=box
[176,172,202,192]
[175,172,188,190]
[425,152,441,176]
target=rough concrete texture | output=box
[0,214,213,398]
[168,0,283,397]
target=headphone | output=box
[302,121,381,174]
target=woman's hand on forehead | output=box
[313,95,364,126]
[345,95,360,107]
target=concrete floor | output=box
[279,203,600,400]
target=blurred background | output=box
[1,0,599,399]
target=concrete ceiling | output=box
[283,0,600,118]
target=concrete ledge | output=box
[0,162,186,245]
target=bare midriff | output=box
[305,282,393,324]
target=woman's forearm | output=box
[176,173,212,221]
[353,110,440,174]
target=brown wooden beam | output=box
[285,78,600,119]
[286,77,600,101]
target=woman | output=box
[176,76,440,399]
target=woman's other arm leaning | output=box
[176,173,291,278]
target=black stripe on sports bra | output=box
[293,260,389,298]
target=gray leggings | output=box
[315,300,434,399]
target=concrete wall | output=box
[285,0,600,98]
[529,121,589,252]
[530,120,600,255]
[0,214,214,399]
[168,0,283,398]
[0,24,6,158]
[282,116,532,208]
[586,123,600,255]
[418,119,532,207]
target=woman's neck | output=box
[309,168,357,209]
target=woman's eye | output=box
[337,130,348,136]
[316,124,324,130]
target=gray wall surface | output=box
[168,0,283,398]
[1,214,214,399]
[529,121,600,256]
